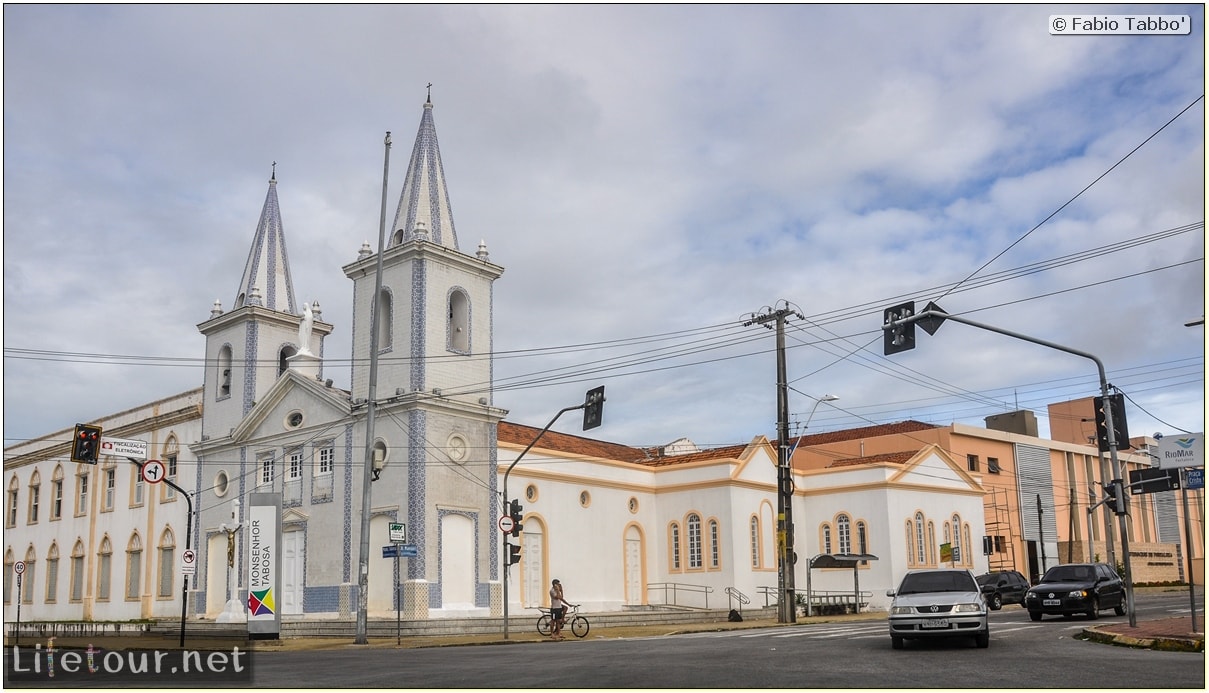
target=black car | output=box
[976,570,1029,610]
[1024,562,1126,621]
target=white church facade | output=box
[4,98,990,626]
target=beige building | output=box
[789,400,1204,585]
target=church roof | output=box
[391,96,459,250]
[498,421,647,462]
[234,169,297,313]
[788,420,939,447]
[827,450,917,468]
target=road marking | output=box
[990,625,1044,634]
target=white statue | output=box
[298,302,315,356]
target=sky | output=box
[3,4,1205,453]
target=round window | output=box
[214,470,229,497]
[286,411,304,428]
[579,490,591,508]
[525,484,538,502]
[447,435,468,463]
[628,497,639,514]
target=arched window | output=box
[857,521,869,566]
[448,289,470,353]
[749,516,761,569]
[126,533,143,601]
[927,522,936,566]
[97,535,113,601]
[708,519,720,569]
[278,345,297,376]
[822,524,832,554]
[3,548,13,604]
[376,288,393,351]
[22,546,36,604]
[28,470,41,524]
[217,344,233,399]
[158,528,175,599]
[686,514,702,569]
[952,514,962,564]
[70,540,86,602]
[51,465,64,520]
[6,475,19,527]
[837,514,852,555]
[914,512,926,565]
[963,524,973,567]
[669,523,681,571]
[46,542,60,603]
[905,520,914,566]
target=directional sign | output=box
[13,560,25,576]
[1128,467,1181,495]
[1186,468,1205,490]
[180,549,197,576]
[399,544,418,558]
[499,515,515,534]
[141,459,167,484]
[101,437,149,460]
[383,545,400,559]
[389,522,407,543]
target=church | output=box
[12,96,1070,627]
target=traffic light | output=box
[71,423,103,464]
[506,542,521,565]
[509,499,524,537]
[1093,393,1131,453]
[883,301,916,355]
[583,386,605,430]
[1102,479,1127,515]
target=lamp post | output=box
[804,395,839,428]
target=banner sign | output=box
[1156,433,1204,470]
[247,493,282,639]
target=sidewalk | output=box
[1083,616,1205,652]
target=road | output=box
[7,592,1202,688]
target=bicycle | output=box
[536,604,590,638]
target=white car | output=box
[886,568,990,649]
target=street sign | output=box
[399,544,418,557]
[389,522,407,543]
[1185,468,1205,490]
[383,545,400,558]
[180,549,197,576]
[14,560,25,575]
[141,459,167,484]
[1128,467,1181,495]
[499,515,515,534]
[101,436,149,460]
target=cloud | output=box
[3,5,1204,450]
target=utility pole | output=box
[355,131,392,645]
[746,302,802,624]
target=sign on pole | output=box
[389,522,406,543]
[1185,468,1205,490]
[100,437,149,460]
[180,549,197,576]
[1157,433,1205,469]
[141,459,167,484]
[1129,467,1181,494]
[498,515,515,534]
[14,560,25,575]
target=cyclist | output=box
[549,579,571,640]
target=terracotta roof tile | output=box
[827,450,917,468]
[791,420,939,447]
[497,421,647,462]
[633,443,750,467]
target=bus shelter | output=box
[805,553,879,617]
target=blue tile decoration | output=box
[489,424,499,581]
[243,322,258,418]
[407,409,426,580]
[436,507,483,607]
[410,260,426,393]
[238,446,247,582]
[303,585,341,613]
[342,424,354,583]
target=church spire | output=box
[390,94,459,251]
[234,166,297,313]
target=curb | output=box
[1082,626,1205,653]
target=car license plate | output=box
[1043,599,1061,606]
[921,618,949,629]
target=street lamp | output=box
[804,394,839,429]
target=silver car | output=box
[886,568,990,649]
